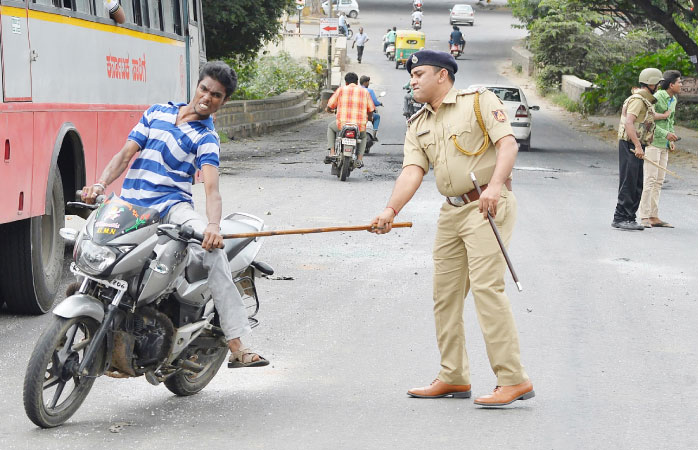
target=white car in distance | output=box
[450,4,475,25]
[322,0,360,18]
[469,84,540,151]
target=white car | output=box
[322,0,360,18]
[450,4,474,26]
[468,84,539,151]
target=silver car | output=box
[450,4,474,25]
[468,84,540,151]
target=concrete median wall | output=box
[215,90,317,139]
[562,75,593,104]
[511,46,535,76]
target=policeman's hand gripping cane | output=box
[470,172,523,292]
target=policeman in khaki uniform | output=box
[370,50,533,406]
[612,68,665,231]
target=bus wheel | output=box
[0,172,65,314]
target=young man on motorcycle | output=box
[360,75,382,141]
[325,71,375,168]
[449,26,465,52]
[80,61,269,369]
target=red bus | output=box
[0,0,206,314]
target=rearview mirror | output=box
[59,228,78,244]
[529,105,540,111]
[378,91,386,97]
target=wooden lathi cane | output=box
[643,156,681,179]
[221,222,413,239]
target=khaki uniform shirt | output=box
[617,89,656,144]
[403,87,514,196]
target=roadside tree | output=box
[203,0,295,60]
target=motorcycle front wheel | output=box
[23,315,104,428]
[164,346,228,396]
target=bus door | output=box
[186,0,203,100]
[0,0,32,101]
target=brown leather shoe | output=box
[474,380,534,406]
[407,378,471,399]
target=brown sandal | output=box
[228,348,270,368]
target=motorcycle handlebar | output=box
[179,225,204,242]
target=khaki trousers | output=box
[433,187,528,386]
[640,145,668,219]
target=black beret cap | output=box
[406,49,458,75]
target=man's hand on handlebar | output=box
[202,223,224,251]
[80,184,105,204]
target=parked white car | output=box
[468,84,539,151]
[450,4,474,25]
[322,0,360,18]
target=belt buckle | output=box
[448,195,466,207]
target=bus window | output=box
[140,0,150,27]
[74,0,91,14]
[131,0,143,25]
[149,0,163,31]
[171,0,182,35]
[33,0,53,6]
[190,0,197,23]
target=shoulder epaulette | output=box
[406,105,428,125]
[457,86,487,96]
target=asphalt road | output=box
[0,1,697,449]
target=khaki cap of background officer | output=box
[368,50,534,406]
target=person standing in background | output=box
[353,27,369,63]
[640,70,682,228]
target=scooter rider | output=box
[325,71,375,168]
[449,25,465,51]
[384,27,397,53]
[411,9,423,27]
[360,75,382,141]
[338,12,348,36]
[80,61,269,369]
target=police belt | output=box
[445,179,512,207]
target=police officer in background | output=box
[369,50,533,406]
[612,68,664,231]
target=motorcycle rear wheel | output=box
[340,156,352,181]
[164,346,228,396]
[23,315,103,428]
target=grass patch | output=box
[547,91,583,113]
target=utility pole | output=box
[327,1,333,88]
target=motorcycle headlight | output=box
[75,238,118,276]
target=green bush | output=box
[581,42,697,114]
[528,0,673,95]
[223,52,327,100]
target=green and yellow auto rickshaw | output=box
[394,30,426,69]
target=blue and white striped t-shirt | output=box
[121,102,220,216]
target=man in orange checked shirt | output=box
[325,72,375,168]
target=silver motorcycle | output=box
[23,194,273,428]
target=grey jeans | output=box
[164,202,251,341]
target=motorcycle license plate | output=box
[341,138,356,145]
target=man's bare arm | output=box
[200,164,224,251]
[81,140,140,202]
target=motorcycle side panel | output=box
[53,294,105,322]
[221,217,264,274]
[174,278,211,307]
[137,239,188,305]
[111,233,159,277]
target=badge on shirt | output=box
[492,110,507,122]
